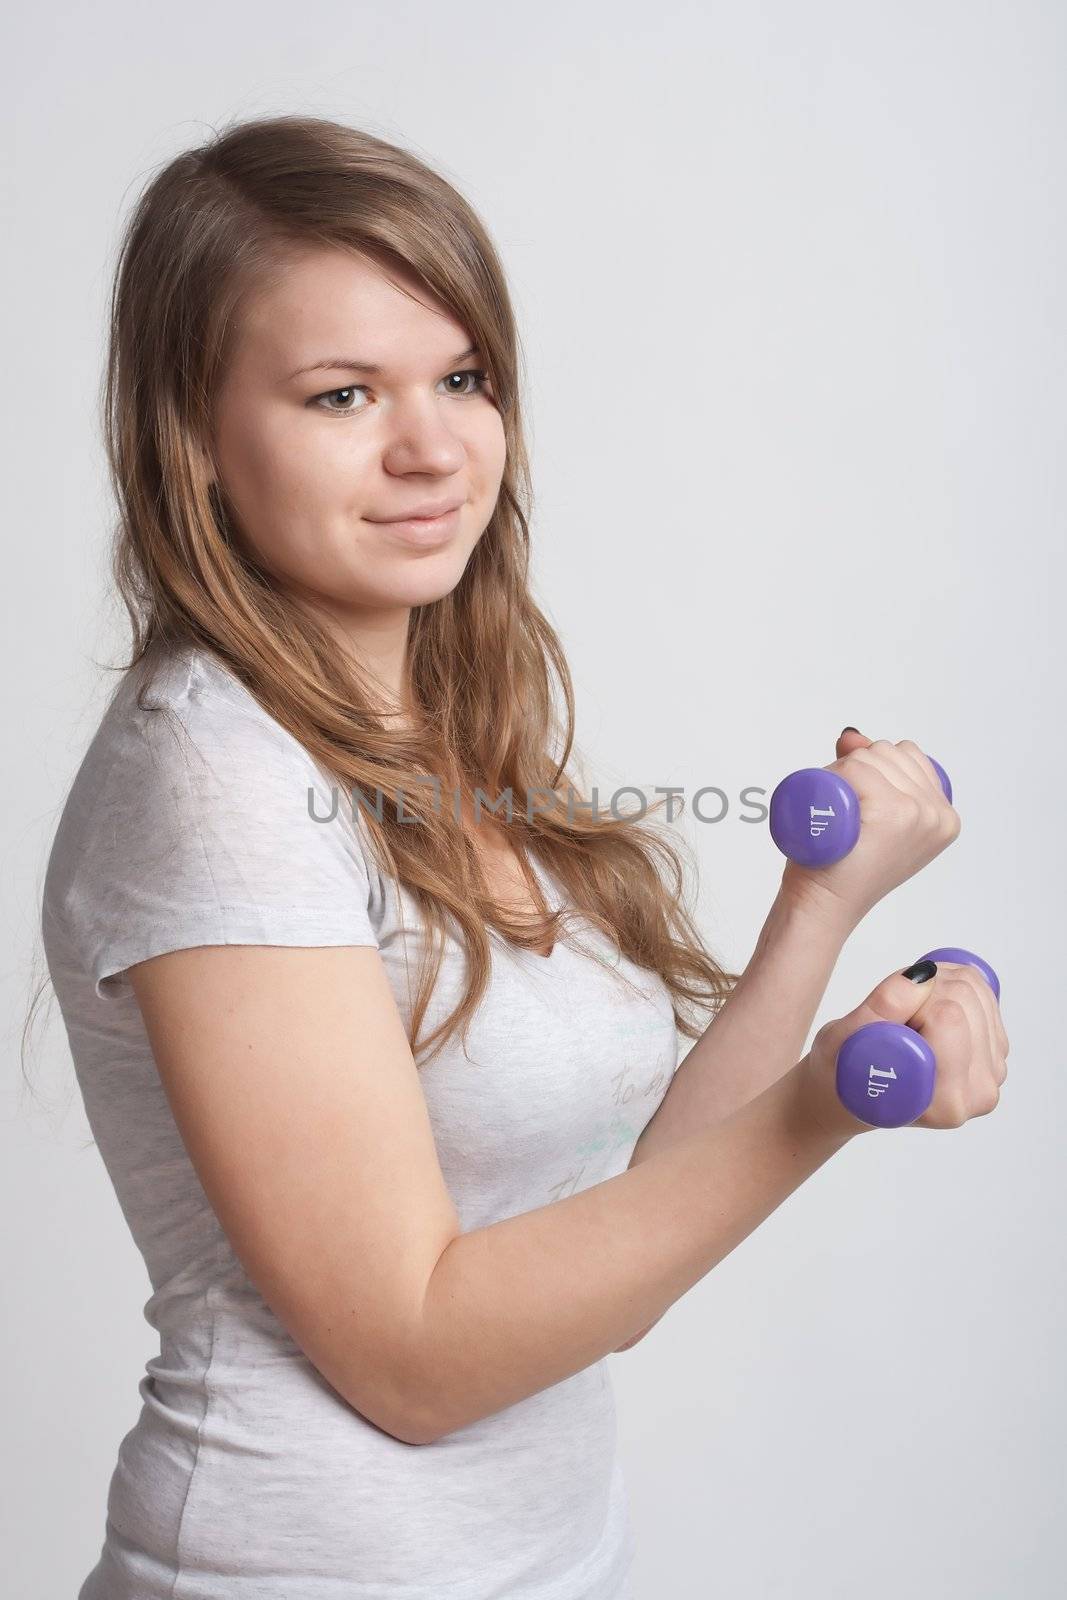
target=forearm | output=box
[410,1061,853,1440]
[628,887,857,1169]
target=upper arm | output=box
[56,677,461,1443]
[127,940,461,1445]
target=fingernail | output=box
[840,726,860,736]
[903,958,937,983]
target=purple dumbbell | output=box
[835,948,1000,1128]
[769,754,953,867]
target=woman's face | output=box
[209,244,507,651]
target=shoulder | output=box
[129,643,332,790]
[63,641,357,817]
[48,644,351,868]
[43,644,379,995]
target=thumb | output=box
[836,725,873,759]
[839,958,940,1040]
[807,960,941,1138]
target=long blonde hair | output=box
[35,112,739,1073]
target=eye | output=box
[310,368,493,415]
[440,368,493,398]
[312,385,363,414]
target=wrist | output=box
[775,873,864,945]
[789,1052,873,1145]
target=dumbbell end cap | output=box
[915,947,1000,1002]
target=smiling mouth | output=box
[370,498,465,524]
[370,504,463,545]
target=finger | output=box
[846,740,938,808]
[831,748,931,828]
[968,970,1007,1083]
[980,972,1010,1062]
[938,965,1002,1108]
[895,738,952,801]
[824,758,943,857]
[914,990,975,1129]
[944,962,1007,1083]
[835,727,873,760]
[995,1007,1009,1065]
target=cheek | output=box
[467,415,508,511]
[483,413,508,479]
[221,411,356,538]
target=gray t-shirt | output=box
[42,642,680,1599]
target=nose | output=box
[380,394,468,476]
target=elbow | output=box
[350,1386,441,1448]
[390,1366,459,1446]
[377,1238,473,1444]
[391,1391,443,1446]
[361,1341,448,1447]
[333,1347,444,1447]
[395,1366,452,1445]
[398,1418,442,1447]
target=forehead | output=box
[235,245,471,374]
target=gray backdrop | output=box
[5,2,1063,1595]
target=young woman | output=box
[40,114,1008,1599]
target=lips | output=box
[372,499,464,523]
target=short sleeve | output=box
[57,683,380,1000]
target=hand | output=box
[779,729,961,932]
[796,957,1010,1140]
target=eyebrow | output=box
[287,345,481,381]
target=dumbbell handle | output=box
[769,755,953,867]
[836,948,1000,1128]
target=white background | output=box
[5,2,1063,1594]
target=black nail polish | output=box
[903,958,937,983]
[841,726,860,736]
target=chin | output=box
[385,571,467,607]
[364,554,471,606]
